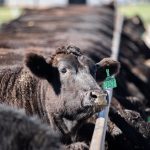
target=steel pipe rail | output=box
[90,8,124,150]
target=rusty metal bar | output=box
[90,6,124,150]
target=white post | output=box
[90,4,124,150]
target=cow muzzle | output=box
[83,90,108,107]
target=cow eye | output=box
[60,68,67,74]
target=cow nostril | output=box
[90,92,97,99]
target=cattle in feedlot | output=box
[2,3,150,150]
[0,45,120,149]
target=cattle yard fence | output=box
[89,5,124,150]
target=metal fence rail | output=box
[90,6,124,150]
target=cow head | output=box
[26,46,120,120]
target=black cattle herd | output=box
[0,2,150,150]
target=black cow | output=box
[0,104,62,150]
[0,45,120,148]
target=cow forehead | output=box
[52,54,78,66]
[52,53,94,68]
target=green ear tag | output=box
[102,69,117,90]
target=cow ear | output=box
[96,58,120,82]
[25,53,52,78]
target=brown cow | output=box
[0,45,120,149]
